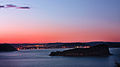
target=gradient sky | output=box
[0,0,120,43]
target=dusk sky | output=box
[0,0,120,43]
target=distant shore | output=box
[0,41,120,50]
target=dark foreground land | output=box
[0,44,17,52]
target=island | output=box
[115,61,120,67]
[0,44,17,52]
[49,44,111,56]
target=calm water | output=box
[0,48,120,67]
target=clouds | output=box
[6,4,16,8]
[17,7,30,9]
[0,4,30,9]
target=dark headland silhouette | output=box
[115,61,120,67]
[0,44,17,52]
[49,44,111,56]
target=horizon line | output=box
[0,41,120,44]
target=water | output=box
[0,48,120,67]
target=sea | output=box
[0,48,120,67]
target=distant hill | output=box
[0,42,120,50]
[45,42,120,48]
[86,42,120,48]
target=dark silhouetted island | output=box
[0,44,17,52]
[49,44,111,56]
[115,61,120,67]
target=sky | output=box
[0,0,120,43]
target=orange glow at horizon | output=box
[0,28,120,43]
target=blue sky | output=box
[0,0,120,43]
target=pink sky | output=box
[0,0,120,43]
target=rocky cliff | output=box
[49,44,111,56]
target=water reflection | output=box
[0,48,119,67]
